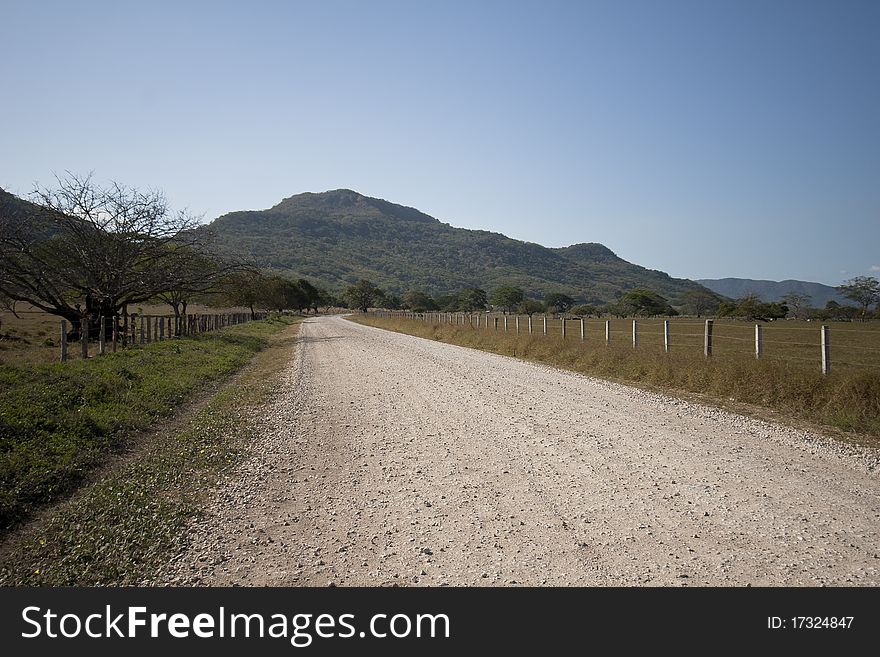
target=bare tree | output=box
[781,292,811,319]
[837,276,879,321]
[0,173,237,340]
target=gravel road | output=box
[158,315,880,586]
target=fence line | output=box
[367,311,880,375]
[59,311,268,362]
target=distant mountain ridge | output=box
[697,278,846,307]
[205,188,713,304]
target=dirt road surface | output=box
[158,315,880,586]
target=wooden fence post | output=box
[543,315,547,335]
[755,324,762,359]
[580,317,585,341]
[60,320,68,362]
[80,316,89,360]
[562,317,566,339]
[632,319,638,349]
[605,320,611,344]
[821,325,830,375]
[664,320,670,353]
[528,315,533,334]
[99,316,106,355]
[504,315,508,331]
[704,319,713,357]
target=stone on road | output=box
[159,315,880,586]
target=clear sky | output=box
[2,0,878,286]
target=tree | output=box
[490,286,524,313]
[570,304,599,317]
[221,270,266,319]
[680,289,719,317]
[458,288,488,311]
[518,299,545,315]
[781,292,811,320]
[619,289,677,316]
[544,292,574,315]
[0,173,235,339]
[718,294,788,321]
[837,276,879,321]
[296,278,322,313]
[345,279,382,312]
[402,290,438,312]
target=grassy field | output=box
[0,314,297,531]
[352,314,880,440]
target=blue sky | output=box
[1,0,877,285]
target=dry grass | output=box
[352,314,880,440]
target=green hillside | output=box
[205,189,711,304]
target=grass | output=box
[351,314,880,441]
[0,315,296,530]
[0,315,300,585]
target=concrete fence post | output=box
[704,319,714,358]
[605,320,611,344]
[664,320,670,353]
[821,325,830,375]
[632,319,638,349]
[755,324,762,359]
[580,317,585,341]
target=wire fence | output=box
[370,311,880,375]
[58,311,268,362]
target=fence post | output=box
[605,320,611,344]
[704,319,713,357]
[543,315,547,335]
[755,324,762,359]
[140,316,145,345]
[80,316,89,360]
[99,316,106,355]
[515,315,520,334]
[664,320,670,353]
[580,317,585,341]
[632,319,638,349]
[821,325,830,375]
[504,315,508,331]
[60,320,68,362]
[160,317,165,340]
[562,317,566,339]
[528,315,533,334]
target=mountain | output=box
[697,278,846,307]
[205,189,712,304]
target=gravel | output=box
[155,315,880,586]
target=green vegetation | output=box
[205,188,715,303]
[0,317,296,529]
[352,315,880,440]
[0,316,300,585]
